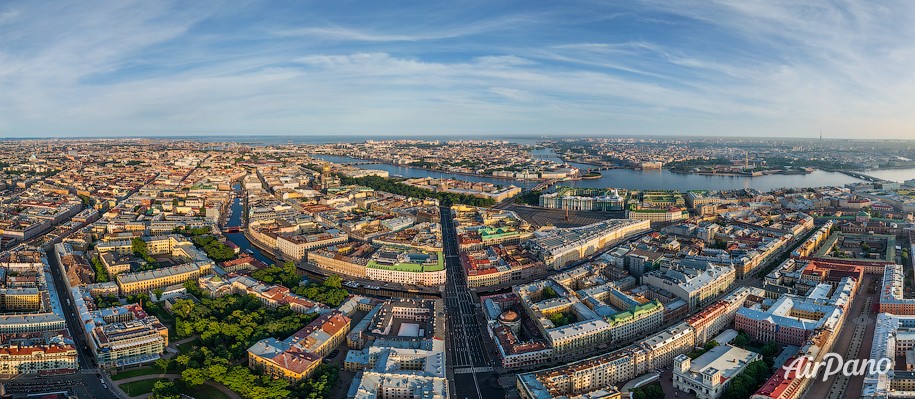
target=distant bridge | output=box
[837,170,887,182]
[532,179,561,191]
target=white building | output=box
[674,345,760,399]
[524,219,650,269]
[862,313,915,398]
[642,261,735,310]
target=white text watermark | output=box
[782,354,891,382]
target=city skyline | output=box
[3,1,915,138]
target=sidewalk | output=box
[162,335,198,359]
[112,373,179,398]
[110,372,242,399]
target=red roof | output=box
[270,348,319,374]
[754,357,806,398]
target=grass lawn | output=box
[110,365,164,381]
[119,378,168,396]
[149,306,176,337]
[183,384,233,399]
[177,339,198,354]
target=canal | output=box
[223,185,274,265]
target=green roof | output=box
[628,208,686,214]
[366,251,445,272]
[607,301,662,325]
[479,227,518,241]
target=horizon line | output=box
[1,133,914,142]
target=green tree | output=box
[253,265,349,307]
[733,331,750,348]
[191,235,237,261]
[514,189,542,206]
[630,383,664,399]
[687,348,706,359]
[94,294,119,308]
[90,256,110,283]
[336,175,495,206]
[150,380,180,399]
[166,290,338,399]
[175,354,191,369]
[323,274,342,289]
[721,360,769,399]
[547,311,575,327]
[132,237,155,263]
[761,340,780,357]
[541,286,558,300]
[292,365,339,399]
[207,363,228,381]
[171,299,195,319]
[182,367,208,386]
[155,358,172,373]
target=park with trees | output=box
[133,280,344,399]
[251,262,349,307]
[337,174,496,207]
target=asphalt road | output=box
[2,370,119,399]
[440,206,505,399]
[25,247,120,399]
[4,174,166,399]
[801,274,878,399]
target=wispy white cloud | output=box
[2,1,915,138]
[273,11,551,43]
[488,87,535,102]
[276,27,443,43]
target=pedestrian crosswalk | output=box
[454,366,494,375]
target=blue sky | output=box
[1,1,915,138]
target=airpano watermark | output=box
[783,354,891,382]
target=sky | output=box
[2,1,915,139]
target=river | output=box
[313,151,865,192]
[311,154,541,189]
[851,168,915,183]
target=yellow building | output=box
[0,288,41,312]
[248,346,320,382]
[248,311,351,382]
[308,250,369,278]
[116,261,212,296]
[0,344,79,374]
